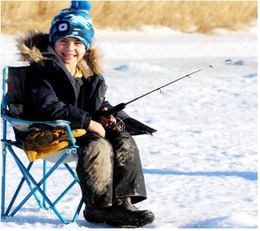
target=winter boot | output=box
[83,198,155,227]
[105,198,155,227]
[83,205,109,224]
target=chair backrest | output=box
[2,66,29,118]
[2,66,40,133]
[1,66,70,131]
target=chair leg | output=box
[1,119,7,220]
[53,180,77,206]
[43,160,48,209]
[72,198,84,223]
[64,163,80,182]
[2,142,82,224]
[63,163,83,223]
[8,147,69,224]
[2,146,41,219]
[5,162,45,216]
[1,143,7,219]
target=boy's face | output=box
[54,37,85,68]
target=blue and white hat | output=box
[49,0,94,50]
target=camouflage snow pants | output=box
[76,132,147,208]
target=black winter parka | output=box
[23,49,110,129]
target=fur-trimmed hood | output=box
[17,31,102,76]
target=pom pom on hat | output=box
[49,0,94,50]
[71,0,92,11]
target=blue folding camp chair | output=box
[1,66,84,224]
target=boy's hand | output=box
[88,120,106,137]
[99,107,116,128]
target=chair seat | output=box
[42,148,78,163]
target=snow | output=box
[0,26,257,230]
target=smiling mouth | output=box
[63,53,76,59]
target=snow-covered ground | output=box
[0,26,257,229]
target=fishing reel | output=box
[106,117,125,133]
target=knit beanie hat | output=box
[49,0,94,50]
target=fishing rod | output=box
[99,69,202,117]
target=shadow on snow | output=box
[143,169,257,181]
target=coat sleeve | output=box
[23,66,91,129]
